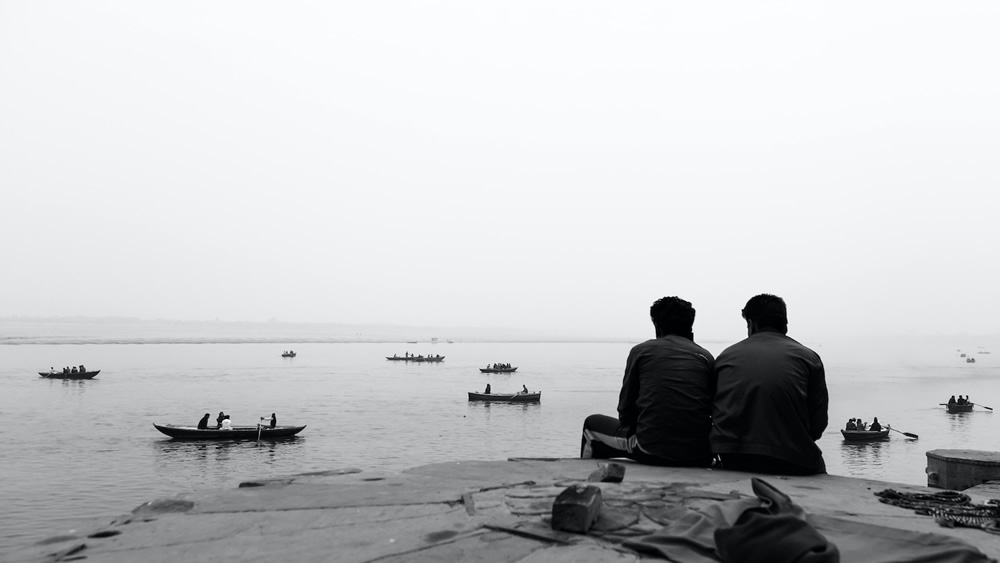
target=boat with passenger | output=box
[386,354,444,362]
[468,390,540,403]
[480,363,517,373]
[153,423,306,440]
[841,427,890,441]
[947,403,975,413]
[39,368,100,380]
[281,351,297,358]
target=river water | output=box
[2,337,998,554]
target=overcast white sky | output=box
[1,2,998,341]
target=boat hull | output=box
[841,429,890,441]
[479,367,518,373]
[468,391,540,403]
[386,356,444,362]
[39,370,100,380]
[947,403,975,413]
[153,424,306,440]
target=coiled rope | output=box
[875,489,1000,534]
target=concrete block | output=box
[551,485,603,533]
[927,449,1000,490]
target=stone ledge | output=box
[7,458,1000,563]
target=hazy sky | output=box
[2,2,998,341]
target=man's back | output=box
[711,330,828,474]
[620,335,715,464]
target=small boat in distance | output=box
[153,423,306,440]
[281,351,297,358]
[39,370,100,380]
[841,427,890,441]
[468,391,541,403]
[480,366,518,373]
[386,354,445,362]
[946,403,975,413]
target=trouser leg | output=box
[581,414,632,459]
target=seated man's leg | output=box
[581,414,632,459]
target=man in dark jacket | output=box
[581,296,715,467]
[711,294,829,475]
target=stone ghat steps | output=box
[8,459,1000,562]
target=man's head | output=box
[741,294,788,334]
[650,296,696,339]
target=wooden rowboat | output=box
[468,391,540,403]
[153,423,306,440]
[385,355,444,362]
[946,403,975,413]
[39,370,100,380]
[841,427,890,441]
[480,367,518,373]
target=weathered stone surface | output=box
[8,459,1000,562]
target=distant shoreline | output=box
[0,337,640,345]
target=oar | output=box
[257,417,266,442]
[889,426,919,439]
[976,404,994,411]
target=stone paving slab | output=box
[7,458,1000,562]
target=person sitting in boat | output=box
[49,367,55,374]
[197,413,210,430]
[949,395,957,405]
[521,385,529,394]
[845,418,857,431]
[79,365,86,373]
[221,415,232,430]
[270,413,277,428]
[484,384,491,394]
[868,417,882,432]
[957,395,967,405]
[71,366,78,374]
[216,411,226,429]
[856,418,866,430]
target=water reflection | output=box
[152,437,306,473]
[839,439,888,477]
[947,411,974,434]
[49,379,94,395]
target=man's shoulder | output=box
[720,333,821,361]
[633,336,715,361]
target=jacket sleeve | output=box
[617,348,642,432]
[807,359,829,441]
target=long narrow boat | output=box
[38,370,100,380]
[153,423,306,440]
[946,403,975,413]
[480,367,518,373]
[841,427,890,441]
[468,391,540,403]
[386,355,445,362]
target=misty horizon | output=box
[2,2,999,342]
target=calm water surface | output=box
[2,338,999,554]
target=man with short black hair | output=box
[711,294,829,475]
[580,296,715,467]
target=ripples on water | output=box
[1,338,998,554]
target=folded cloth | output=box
[625,478,993,563]
[716,511,838,563]
[715,478,839,563]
